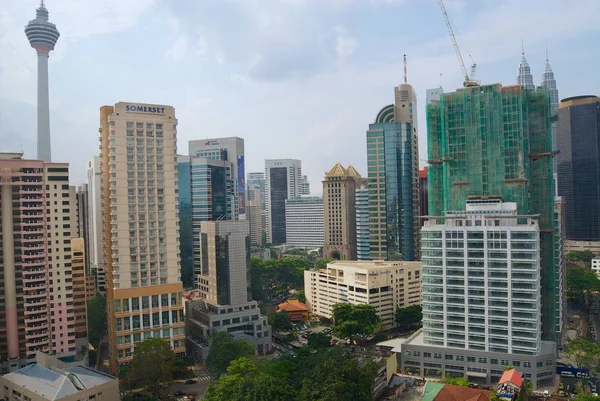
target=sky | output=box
[1,0,599,187]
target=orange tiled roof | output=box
[498,369,523,388]
[278,299,309,312]
[433,384,492,401]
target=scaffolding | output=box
[426,83,557,341]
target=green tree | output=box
[289,289,306,303]
[567,250,596,267]
[504,364,515,371]
[332,303,381,339]
[307,332,332,349]
[87,294,106,349]
[130,338,175,398]
[394,305,422,328]
[564,337,600,384]
[443,374,468,387]
[205,331,255,378]
[268,310,293,332]
[567,266,600,304]
[314,258,334,270]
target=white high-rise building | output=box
[285,196,324,248]
[188,137,245,220]
[86,156,105,294]
[100,103,185,374]
[265,159,302,244]
[401,200,556,388]
[516,49,535,90]
[25,2,60,162]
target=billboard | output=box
[237,155,246,215]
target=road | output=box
[167,377,211,400]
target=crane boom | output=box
[438,0,478,87]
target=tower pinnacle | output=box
[516,43,535,90]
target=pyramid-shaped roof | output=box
[345,165,361,178]
[326,162,346,177]
[498,369,523,388]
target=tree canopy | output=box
[567,266,600,305]
[307,332,332,349]
[87,294,106,349]
[331,303,381,338]
[567,250,596,267]
[205,331,255,378]
[394,305,422,328]
[206,347,377,401]
[268,310,293,332]
[564,337,600,379]
[130,338,175,398]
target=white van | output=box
[560,371,575,378]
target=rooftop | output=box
[278,299,309,312]
[3,364,115,400]
[499,369,523,388]
[326,260,422,271]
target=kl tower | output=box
[25,1,60,162]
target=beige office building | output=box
[322,163,360,260]
[304,260,421,327]
[99,103,185,374]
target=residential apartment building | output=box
[323,163,359,260]
[592,258,600,279]
[554,197,566,343]
[188,137,245,219]
[247,185,263,246]
[186,221,272,362]
[304,260,421,327]
[0,153,78,372]
[285,196,324,248]
[86,156,105,295]
[99,103,185,374]
[356,179,370,261]
[71,238,91,352]
[265,159,302,244]
[401,201,556,388]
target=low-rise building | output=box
[0,352,119,401]
[592,257,600,279]
[304,260,421,327]
[277,300,309,321]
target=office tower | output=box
[247,172,266,210]
[541,53,559,175]
[427,83,555,340]
[0,153,78,372]
[402,201,556,388]
[247,185,263,246]
[554,197,566,344]
[86,157,105,295]
[265,159,302,244]
[322,163,359,260]
[304,260,421,327]
[188,137,245,219]
[72,238,93,350]
[186,221,272,362]
[24,2,59,162]
[426,87,443,104]
[99,103,185,374]
[285,196,324,249]
[367,96,420,261]
[300,175,310,195]
[516,49,535,90]
[75,184,91,273]
[355,178,370,261]
[556,96,600,241]
[419,167,428,228]
[176,156,193,288]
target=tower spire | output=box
[403,52,407,84]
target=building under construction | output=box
[426,83,557,342]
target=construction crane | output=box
[438,0,479,87]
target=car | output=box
[185,379,197,385]
[174,390,185,396]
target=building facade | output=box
[356,179,370,261]
[304,260,421,328]
[401,201,556,388]
[176,156,193,289]
[0,153,78,372]
[265,159,302,244]
[185,221,272,362]
[99,103,185,374]
[541,54,559,175]
[592,258,600,279]
[247,185,263,246]
[247,172,266,211]
[516,50,535,90]
[25,2,59,162]
[300,175,310,195]
[367,108,419,261]
[285,196,324,249]
[86,156,105,295]
[554,197,566,343]
[427,83,556,342]
[322,163,359,260]
[419,167,428,227]
[556,96,600,241]
[188,137,245,220]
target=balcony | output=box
[25,300,47,309]
[25,314,48,324]
[26,322,49,331]
[26,330,49,339]
[23,290,48,300]
[22,276,47,285]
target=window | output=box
[171,293,177,306]
[123,298,129,311]
[161,294,169,307]
[132,315,140,330]
[143,314,150,328]
[114,300,120,313]
[142,296,149,310]
[162,311,169,325]
[132,297,139,311]
[467,356,476,363]
[152,312,160,327]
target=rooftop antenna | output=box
[545,45,548,62]
[403,52,407,84]
[41,0,44,7]
[521,38,524,56]
[440,73,443,90]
